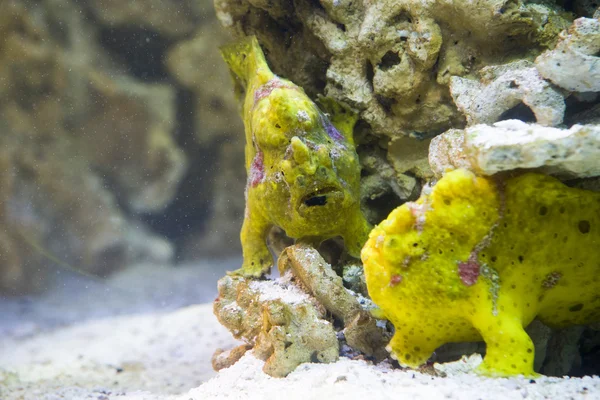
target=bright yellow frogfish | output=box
[362,169,600,377]
[221,36,370,277]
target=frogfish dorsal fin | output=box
[220,35,273,90]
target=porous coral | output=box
[214,0,576,217]
[361,168,600,376]
[216,0,574,133]
[213,272,339,377]
[450,61,565,127]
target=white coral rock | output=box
[429,120,600,179]
[536,17,600,93]
[450,60,565,127]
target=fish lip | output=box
[298,187,343,210]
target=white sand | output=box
[188,352,599,400]
[0,261,598,400]
[0,304,237,399]
[0,261,238,399]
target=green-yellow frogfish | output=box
[221,36,370,277]
[362,168,600,377]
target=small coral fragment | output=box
[212,344,252,372]
[362,169,600,377]
[221,36,370,277]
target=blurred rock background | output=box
[0,0,245,294]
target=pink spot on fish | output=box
[407,202,428,232]
[458,254,480,286]
[249,150,265,187]
[254,79,291,104]
[389,274,403,287]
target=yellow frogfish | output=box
[361,168,600,377]
[221,36,370,277]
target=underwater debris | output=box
[361,168,600,377]
[220,36,370,277]
[429,120,600,179]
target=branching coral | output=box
[213,243,390,377]
[213,272,339,377]
[279,244,389,360]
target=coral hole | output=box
[498,102,536,123]
[378,51,401,71]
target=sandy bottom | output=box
[1,261,598,400]
[0,304,236,399]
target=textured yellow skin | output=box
[221,36,370,277]
[361,169,600,377]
